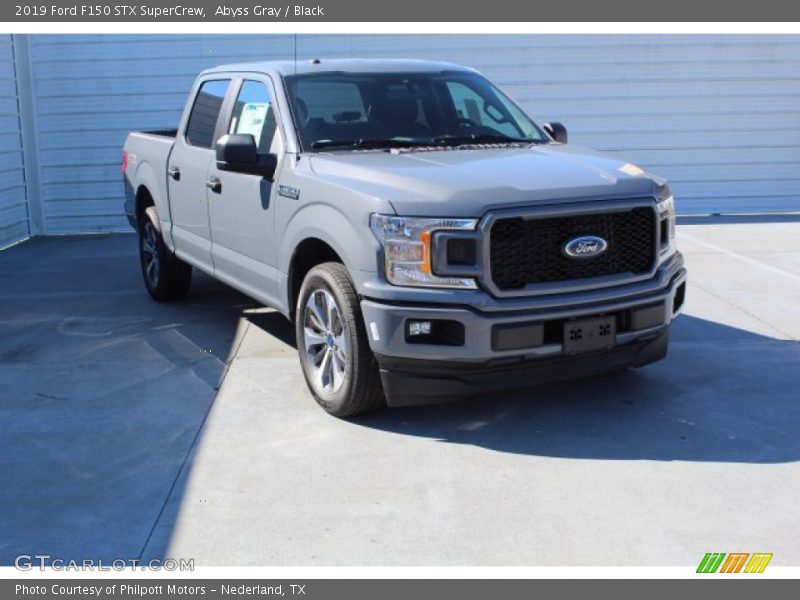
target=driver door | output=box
[207,78,283,308]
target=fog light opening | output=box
[404,319,465,346]
[407,320,432,336]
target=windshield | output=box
[283,71,547,151]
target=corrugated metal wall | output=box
[304,35,800,215]
[0,35,28,247]
[15,34,800,234]
[27,35,293,233]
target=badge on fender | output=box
[278,185,300,200]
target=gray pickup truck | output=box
[123,58,686,417]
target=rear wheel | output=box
[139,206,192,302]
[295,262,386,417]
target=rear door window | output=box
[185,79,230,148]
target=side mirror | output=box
[543,122,568,144]
[216,134,277,179]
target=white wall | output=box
[10,34,800,235]
[0,35,28,247]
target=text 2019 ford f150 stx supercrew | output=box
[123,59,686,416]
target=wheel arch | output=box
[287,237,345,320]
[135,185,155,229]
[131,159,174,249]
[279,203,379,319]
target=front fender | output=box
[277,202,382,313]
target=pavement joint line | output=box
[137,316,252,560]
[677,230,800,284]
[218,318,252,382]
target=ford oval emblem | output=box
[563,235,608,259]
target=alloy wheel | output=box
[141,222,160,287]
[302,289,348,394]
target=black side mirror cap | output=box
[216,133,277,179]
[543,122,568,144]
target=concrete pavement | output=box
[1,220,799,566]
[0,235,255,564]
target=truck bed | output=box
[123,130,177,231]
[137,128,178,139]
[124,130,176,171]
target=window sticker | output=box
[237,102,270,141]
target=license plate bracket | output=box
[563,316,616,355]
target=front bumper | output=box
[359,253,686,405]
[377,328,670,406]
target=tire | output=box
[139,206,192,302]
[295,262,386,417]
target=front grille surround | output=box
[478,198,660,298]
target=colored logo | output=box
[563,235,608,259]
[696,552,773,573]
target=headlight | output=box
[656,183,673,208]
[369,214,479,288]
[655,185,677,255]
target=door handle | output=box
[168,166,181,181]
[206,177,222,194]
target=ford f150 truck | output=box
[123,59,686,417]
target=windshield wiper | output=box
[310,135,539,151]
[432,133,537,146]
[310,138,422,150]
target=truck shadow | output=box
[238,298,800,465]
[0,234,254,565]
[347,316,800,464]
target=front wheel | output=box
[295,262,386,417]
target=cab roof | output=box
[201,58,476,77]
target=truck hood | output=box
[308,144,661,217]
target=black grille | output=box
[446,238,477,266]
[489,207,656,290]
